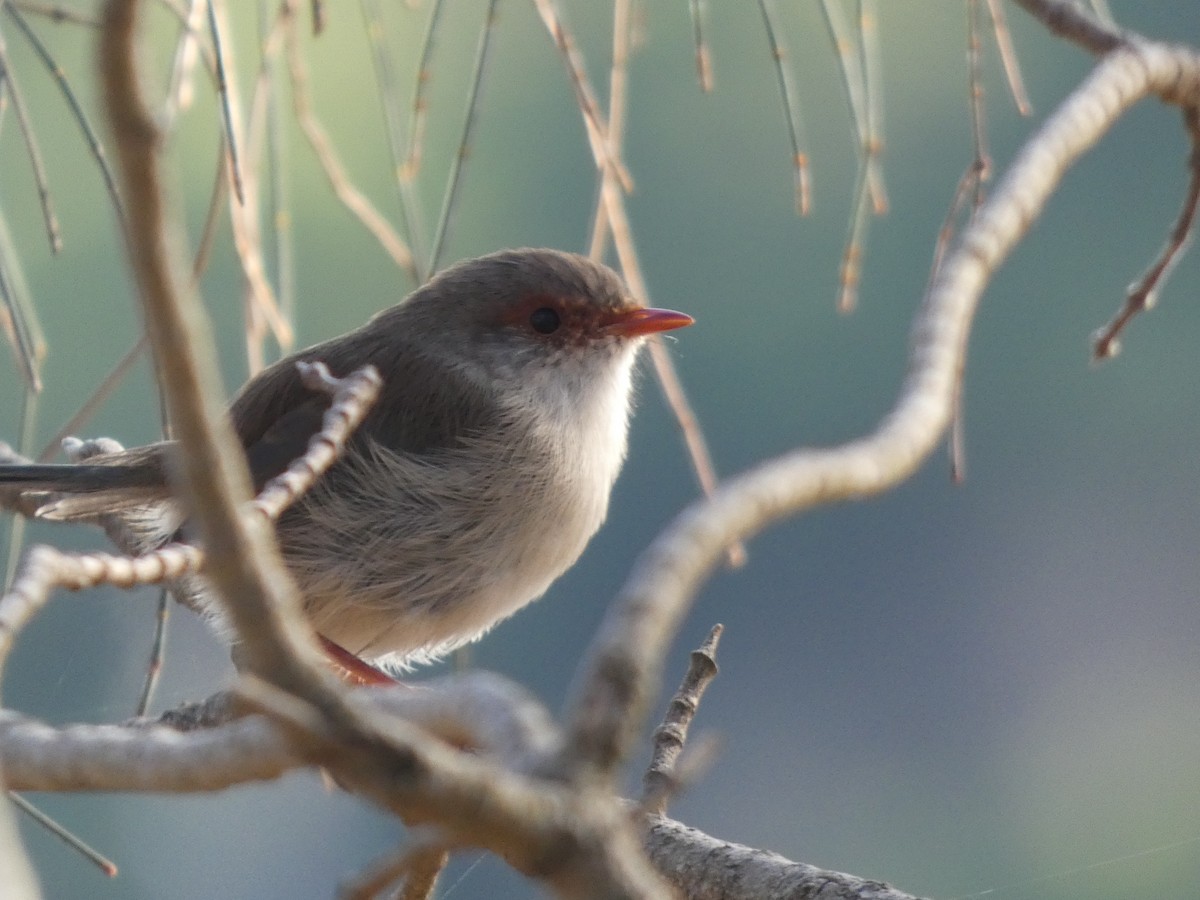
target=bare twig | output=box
[687,0,712,93]
[282,2,416,280]
[133,590,170,716]
[5,3,125,227]
[402,0,444,187]
[820,0,888,312]
[757,0,811,215]
[359,0,428,279]
[641,624,722,815]
[426,0,500,279]
[984,0,1032,115]
[532,0,633,193]
[586,0,632,261]
[10,2,100,27]
[251,362,382,522]
[1015,0,1123,55]
[341,843,449,900]
[206,0,245,204]
[159,0,206,131]
[7,792,117,876]
[643,815,926,900]
[0,206,45,392]
[36,335,147,461]
[1092,106,1200,359]
[0,29,61,253]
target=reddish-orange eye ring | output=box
[529,307,561,334]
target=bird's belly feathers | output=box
[277,426,622,667]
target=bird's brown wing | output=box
[229,322,501,490]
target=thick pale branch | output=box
[0,710,296,792]
[643,815,924,900]
[564,40,1200,775]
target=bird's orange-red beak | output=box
[600,306,694,338]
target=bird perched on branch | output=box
[0,248,693,673]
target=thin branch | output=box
[426,0,499,279]
[687,0,712,93]
[7,792,117,876]
[160,0,206,132]
[359,0,428,279]
[341,843,449,900]
[0,206,45,393]
[586,0,631,261]
[282,2,416,280]
[35,335,147,462]
[984,0,1032,115]
[402,0,444,186]
[1014,0,1123,55]
[10,2,100,27]
[5,3,125,228]
[1092,105,1200,359]
[532,0,633,193]
[0,29,61,253]
[133,590,170,716]
[251,363,381,522]
[206,0,244,204]
[757,0,811,216]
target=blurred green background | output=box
[2,2,1200,898]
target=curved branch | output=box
[563,40,1200,774]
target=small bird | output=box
[0,248,692,670]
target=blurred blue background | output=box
[2,2,1199,898]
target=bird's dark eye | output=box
[529,307,561,334]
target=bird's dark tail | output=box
[0,464,166,493]
[0,461,171,519]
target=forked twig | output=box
[160,0,206,131]
[1092,106,1200,359]
[586,0,632,261]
